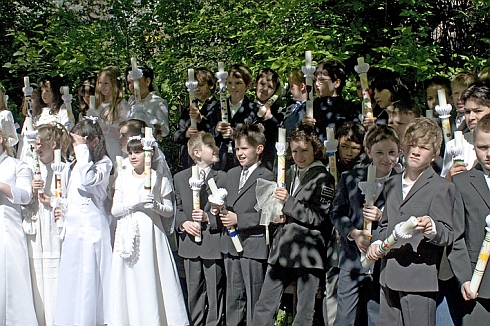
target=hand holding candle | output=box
[142,127,154,191]
[435,89,453,144]
[469,214,490,295]
[189,165,204,243]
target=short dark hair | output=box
[255,68,280,92]
[426,76,451,96]
[125,63,155,91]
[371,69,411,103]
[195,68,216,91]
[392,99,422,118]
[336,121,366,147]
[364,124,400,150]
[72,118,108,163]
[228,64,253,86]
[461,82,490,108]
[287,123,325,161]
[315,59,346,92]
[234,122,266,148]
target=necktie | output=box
[200,169,206,183]
[238,169,249,193]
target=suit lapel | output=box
[469,169,490,210]
[401,168,433,206]
[234,166,262,204]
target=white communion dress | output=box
[109,167,189,326]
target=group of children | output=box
[0,57,490,326]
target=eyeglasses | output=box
[316,78,332,84]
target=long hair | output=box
[37,76,64,116]
[78,78,96,114]
[95,66,124,125]
[36,122,72,162]
[71,118,108,163]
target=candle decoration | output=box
[302,51,316,118]
[53,149,63,227]
[22,76,34,130]
[142,127,155,191]
[451,131,465,163]
[60,86,73,122]
[130,57,143,104]
[189,165,204,243]
[362,216,418,268]
[186,68,199,128]
[216,62,229,123]
[470,214,490,295]
[208,178,243,252]
[324,127,339,186]
[354,57,373,118]
[434,90,453,144]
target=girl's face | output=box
[118,125,130,153]
[36,136,56,164]
[290,140,315,169]
[374,88,392,109]
[98,73,113,101]
[227,75,250,104]
[41,82,53,107]
[338,136,362,165]
[128,148,146,172]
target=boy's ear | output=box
[50,141,57,150]
[93,137,100,146]
[193,147,201,159]
[333,79,341,90]
[246,81,253,90]
[365,147,371,159]
[256,144,264,155]
[300,83,307,92]
[144,77,151,87]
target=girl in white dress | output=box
[87,66,129,162]
[54,118,113,326]
[0,84,19,147]
[0,129,37,325]
[23,122,71,326]
[109,136,188,326]
[35,77,75,132]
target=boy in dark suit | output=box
[367,117,455,326]
[215,123,275,326]
[252,123,335,325]
[331,124,401,326]
[174,131,226,326]
[449,113,490,325]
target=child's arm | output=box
[147,175,173,218]
[1,111,19,147]
[0,161,32,204]
[174,173,200,236]
[72,142,112,189]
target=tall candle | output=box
[454,131,463,149]
[278,128,286,143]
[145,127,153,139]
[326,128,335,142]
[131,57,138,71]
[367,164,376,183]
[192,165,198,180]
[305,51,312,67]
[188,69,195,82]
[208,177,219,195]
[24,77,30,88]
[62,86,69,96]
[25,116,34,131]
[437,89,447,107]
[357,57,364,65]
[54,149,62,164]
[426,110,434,119]
[90,95,96,111]
[218,62,225,73]
[115,156,123,170]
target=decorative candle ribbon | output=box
[470,214,490,295]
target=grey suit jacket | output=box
[449,165,490,299]
[376,167,455,292]
[268,163,335,270]
[221,163,275,259]
[174,167,226,260]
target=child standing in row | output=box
[54,118,113,326]
[35,77,75,132]
[0,83,19,147]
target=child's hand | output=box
[38,192,51,205]
[209,203,223,215]
[301,115,316,125]
[362,116,377,128]
[54,208,62,221]
[363,205,382,222]
[220,211,237,227]
[189,105,202,123]
[192,209,209,223]
[366,242,380,261]
[349,229,371,253]
[70,133,87,146]
[182,221,201,237]
[32,179,44,191]
[461,281,477,301]
[445,162,468,181]
[217,121,232,137]
[273,187,289,204]
[415,215,433,234]
[185,126,198,139]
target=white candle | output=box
[400,216,418,234]
[437,89,447,107]
[25,116,34,131]
[326,127,335,142]
[208,178,219,196]
[115,156,123,170]
[454,131,463,149]
[62,86,69,96]
[145,127,152,139]
[188,69,195,82]
[278,128,286,143]
[192,165,198,180]
[367,164,376,183]
[24,77,30,88]
[131,57,138,71]
[426,110,434,119]
[89,95,96,111]
[218,62,225,73]
[54,149,61,164]
[305,51,312,67]
[357,57,364,65]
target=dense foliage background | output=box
[1,0,489,169]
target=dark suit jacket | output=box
[174,97,221,170]
[449,165,490,299]
[376,167,455,292]
[174,167,226,260]
[221,163,275,259]
[268,163,335,270]
[313,96,360,141]
[330,166,392,274]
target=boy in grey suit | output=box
[367,117,455,326]
[331,125,401,326]
[215,123,275,326]
[174,131,226,326]
[449,112,490,325]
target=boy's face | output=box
[465,99,490,132]
[403,141,436,172]
[235,137,263,169]
[365,139,399,177]
[426,85,446,111]
[451,84,467,114]
[256,76,276,103]
[390,111,416,139]
[474,130,490,171]
[315,73,339,97]
[374,88,392,109]
[290,140,315,169]
[126,75,150,96]
[338,136,362,165]
[195,142,219,165]
[289,83,305,102]
[195,80,213,103]
[227,75,250,104]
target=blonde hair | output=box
[0,85,7,112]
[403,117,442,156]
[95,66,124,125]
[187,131,216,162]
[36,123,72,162]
